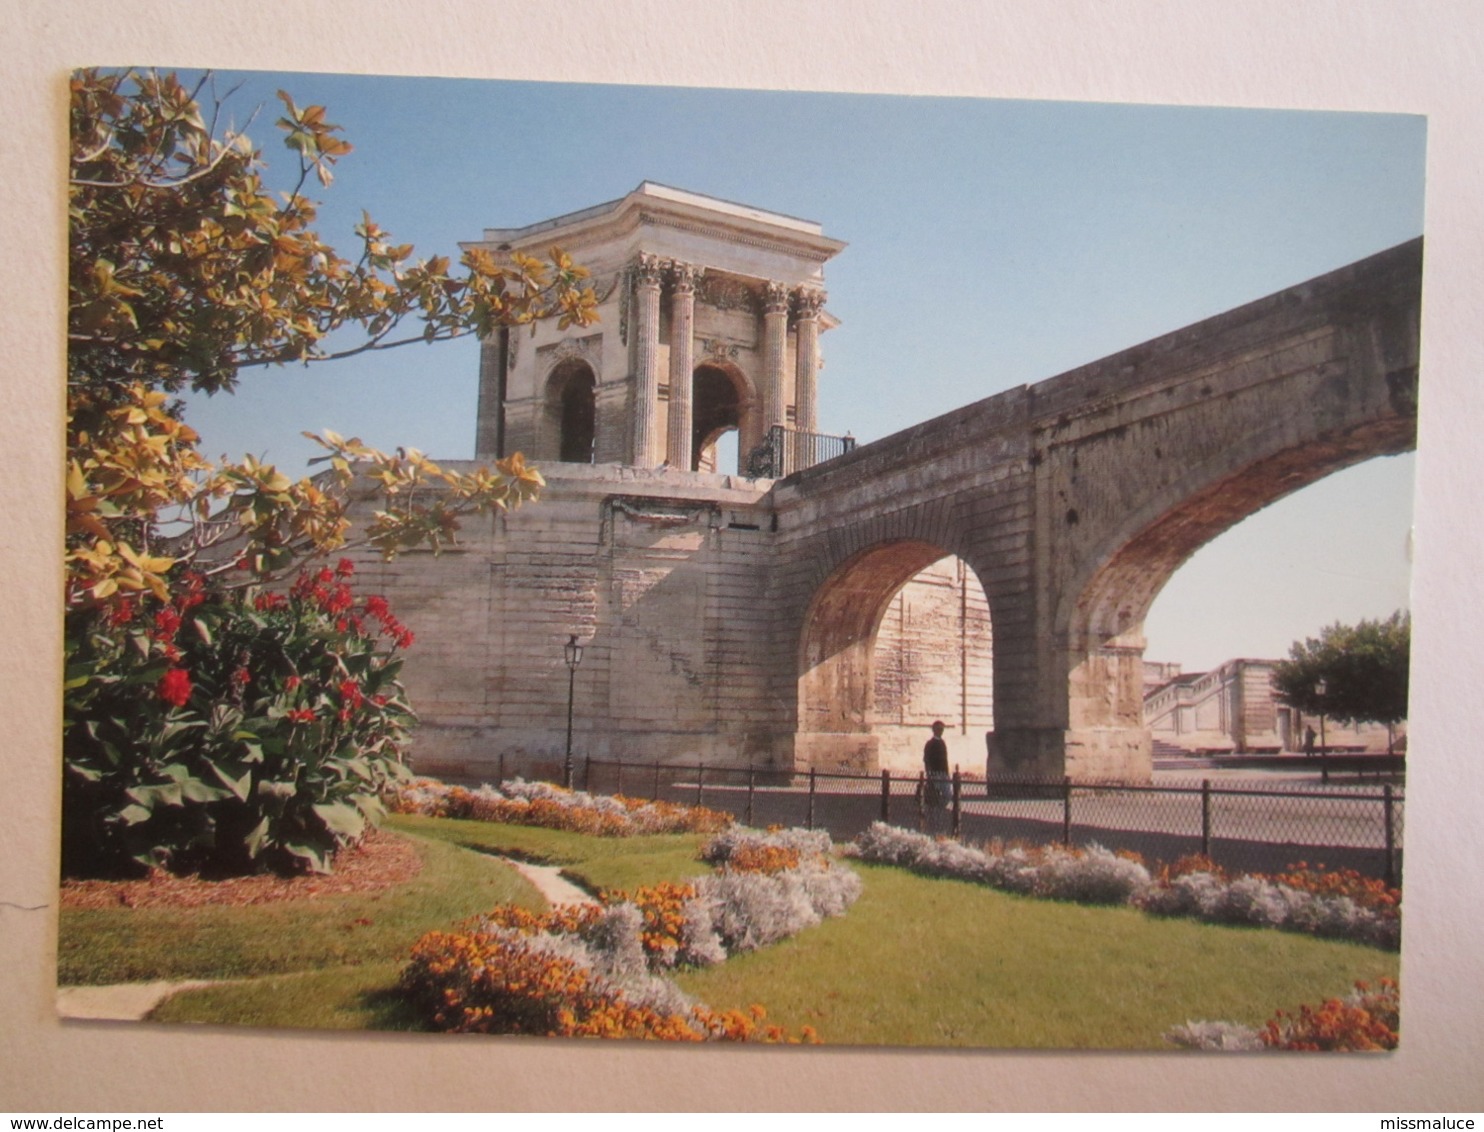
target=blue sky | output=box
[178,70,1425,671]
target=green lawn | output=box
[58,828,543,985]
[69,816,1400,1047]
[388,812,709,895]
[674,863,1398,1049]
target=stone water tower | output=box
[463,182,850,476]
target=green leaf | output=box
[311,801,365,840]
[283,841,331,874]
[125,782,183,809]
[180,778,231,804]
[243,816,271,859]
[207,759,255,802]
[118,803,152,826]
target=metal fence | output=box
[745,424,857,478]
[547,757,1403,886]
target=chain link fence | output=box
[468,753,1404,886]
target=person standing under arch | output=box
[923,720,951,832]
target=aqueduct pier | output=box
[361,237,1420,784]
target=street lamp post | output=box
[1315,678,1329,785]
[563,634,584,789]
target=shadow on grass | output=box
[355,983,426,1032]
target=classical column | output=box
[631,254,664,467]
[761,281,790,455]
[474,330,507,459]
[665,261,699,470]
[792,288,825,469]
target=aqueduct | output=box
[357,184,1420,783]
[774,236,1420,778]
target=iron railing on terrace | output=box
[463,754,1405,887]
[745,424,856,479]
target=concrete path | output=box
[56,853,597,1023]
[501,858,598,907]
[57,979,216,1022]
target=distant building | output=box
[1143,657,1402,754]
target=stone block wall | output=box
[349,464,786,782]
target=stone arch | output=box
[796,538,993,773]
[1057,418,1413,777]
[872,556,995,774]
[545,358,598,463]
[692,359,759,473]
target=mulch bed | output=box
[60,829,423,910]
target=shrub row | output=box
[1165,979,1400,1051]
[399,827,861,1040]
[388,777,733,837]
[847,823,1399,950]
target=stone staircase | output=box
[1152,739,1189,761]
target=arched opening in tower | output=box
[692,363,742,473]
[553,361,597,463]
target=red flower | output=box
[107,597,136,627]
[175,572,206,611]
[284,675,301,691]
[287,708,316,723]
[153,607,181,637]
[336,558,356,578]
[339,679,365,710]
[158,667,192,707]
[232,667,252,686]
[254,592,287,612]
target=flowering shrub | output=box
[399,927,815,1042]
[1165,979,1399,1052]
[1262,979,1399,1051]
[401,825,854,1041]
[1159,855,1400,916]
[1264,864,1400,916]
[849,823,1399,949]
[389,777,733,836]
[62,561,414,876]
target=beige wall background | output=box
[3,0,1480,1112]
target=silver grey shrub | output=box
[701,825,834,866]
[687,860,863,955]
[848,823,1150,905]
[850,823,1397,949]
[1036,843,1152,905]
[1133,869,1399,948]
[1163,1020,1266,1051]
